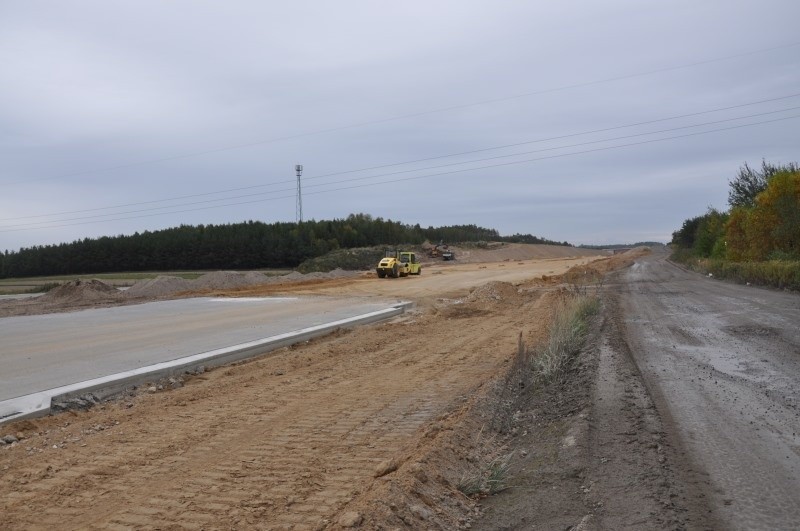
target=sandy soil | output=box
[209,256,600,307]
[421,242,602,264]
[0,245,717,530]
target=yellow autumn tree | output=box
[724,207,749,261]
[728,170,800,261]
[757,170,800,258]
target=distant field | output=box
[0,270,292,294]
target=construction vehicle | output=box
[429,241,455,261]
[376,250,422,278]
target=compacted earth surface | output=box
[1,244,797,530]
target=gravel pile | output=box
[124,269,362,299]
[193,271,269,291]
[125,276,193,298]
[40,279,123,303]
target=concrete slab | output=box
[0,293,38,300]
[0,296,410,424]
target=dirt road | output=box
[615,252,800,530]
[0,256,595,529]
[223,256,597,304]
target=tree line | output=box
[672,160,800,261]
[0,213,567,278]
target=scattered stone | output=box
[147,386,157,393]
[374,458,398,478]
[1,435,18,444]
[410,505,432,521]
[125,275,193,298]
[51,393,99,413]
[338,511,362,527]
[409,462,428,483]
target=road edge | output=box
[0,301,412,426]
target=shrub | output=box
[702,259,800,291]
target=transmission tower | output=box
[295,164,303,223]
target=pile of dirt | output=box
[564,246,652,278]
[439,243,602,264]
[467,281,521,303]
[39,279,122,304]
[125,275,193,298]
[193,271,269,291]
[295,268,361,281]
[280,271,305,281]
[125,269,364,299]
[323,267,357,279]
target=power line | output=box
[3,91,799,223]
[2,41,798,187]
[2,106,797,229]
[2,112,797,233]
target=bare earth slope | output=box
[0,254,596,529]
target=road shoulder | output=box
[471,286,719,530]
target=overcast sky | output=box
[1,1,798,251]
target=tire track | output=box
[1,292,540,529]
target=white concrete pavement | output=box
[0,296,409,422]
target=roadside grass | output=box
[462,292,599,498]
[532,294,600,383]
[671,251,800,291]
[703,259,800,291]
[457,428,515,498]
[491,292,599,432]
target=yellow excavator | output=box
[376,250,422,278]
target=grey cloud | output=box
[1,0,798,250]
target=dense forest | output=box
[0,213,568,278]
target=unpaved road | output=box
[0,255,594,529]
[617,252,800,530]
[225,256,597,303]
